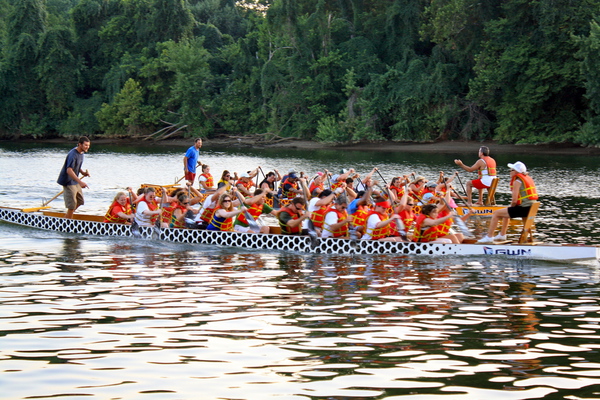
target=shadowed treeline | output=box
[1,0,600,146]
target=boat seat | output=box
[485,178,498,205]
[518,201,540,244]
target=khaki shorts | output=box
[63,184,84,210]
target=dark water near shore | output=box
[1,143,599,399]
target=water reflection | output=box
[1,239,599,399]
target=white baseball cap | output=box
[507,161,527,174]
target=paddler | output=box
[360,199,404,242]
[454,146,497,205]
[278,197,311,235]
[207,190,247,232]
[476,161,538,243]
[134,187,164,227]
[234,189,278,234]
[321,195,353,239]
[103,189,135,224]
[198,164,215,193]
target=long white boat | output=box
[1,207,598,262]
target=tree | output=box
[469,0,599,144]
[0,0,48,136]
[96,78,158,136]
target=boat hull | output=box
[1,208,598,262]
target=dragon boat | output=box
[1,207,598,262]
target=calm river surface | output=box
[1,142,600,399]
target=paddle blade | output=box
[131,220,141,238]
[454,216,475,239]
[245,211,261,232]
[308,229,319,248]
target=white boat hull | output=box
[1,208,598,262]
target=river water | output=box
[1,142,599,399]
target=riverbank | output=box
[10,137,600,155]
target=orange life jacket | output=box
[200,173,214,188]
[200,205,217,223]
[310,205,331,229]
[309,181,324,194]
[208,207,235,231]
[139,197,159,224]
[161,202,187,228]
[323,208,349,238]
[437,209,453,236]
[479,156,497,178]
[331,180,344,191]
[103,199,132,224]
[412,213,444,242]
[237,203,264,225]
[351,205,370,228]
[282,178,299,199]
[364,211,390,240]
[399,208,415,230]
[390,185,405,198]
[236,179,254,192]
[510,173,538,205]
[278,206,302,234]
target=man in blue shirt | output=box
[183,138,203,185]
[57,136,90,218]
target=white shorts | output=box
[234,225,251,233]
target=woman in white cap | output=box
[476,161,538,243]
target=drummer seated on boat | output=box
[454,146,497,205]
[321,195,353,239]
[278,197,311,235]
[103,190,135,224]
[207,191,246,232]
[134,187,164,227]
[234,189,278,234]
[361,200,404,242]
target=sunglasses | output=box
[223,199,232,202]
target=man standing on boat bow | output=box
[454,146,497,205]
[57,136,90,219]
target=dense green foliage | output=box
[1,0,599,145]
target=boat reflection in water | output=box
[2,235,599,399]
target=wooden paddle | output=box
[455,173,470,204]
[232,190,261,233]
